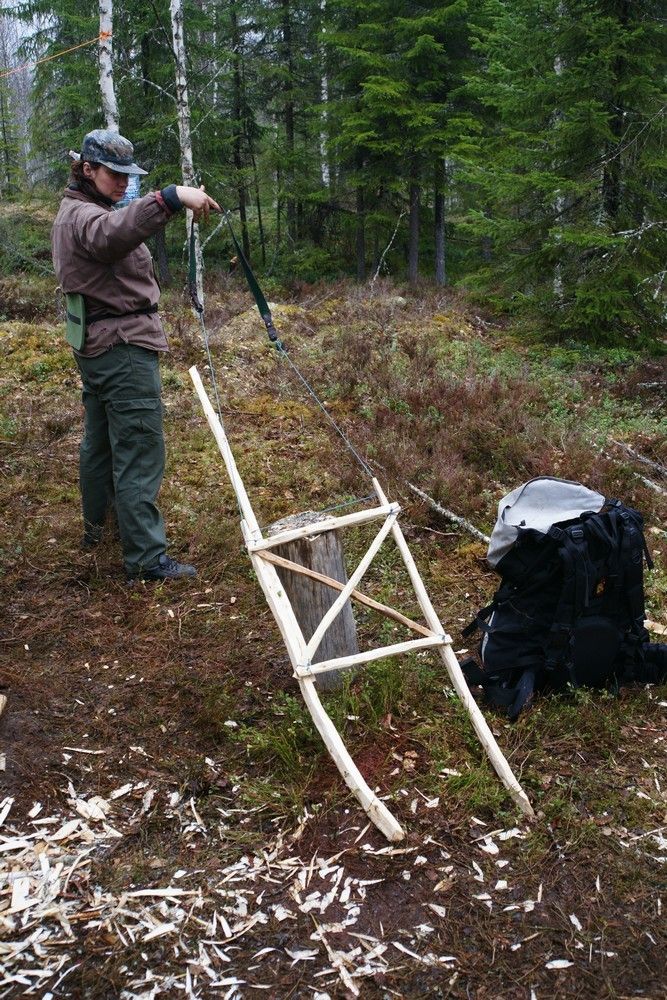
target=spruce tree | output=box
[460,0,666,339]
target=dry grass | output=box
[0,255,665,998]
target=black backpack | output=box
[462,477,666,720]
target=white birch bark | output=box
[98,0,119,131]
[552,9,565,300]
[319,0,330,188]
[170,0,204,307]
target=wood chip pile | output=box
[1,765,665,998]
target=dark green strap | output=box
[189,214,282,349]
[222,212,283,349]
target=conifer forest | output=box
[0,3,666,998]
[0,0,665,339]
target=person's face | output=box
[83,162,129,202]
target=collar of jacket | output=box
[67,182,115,209]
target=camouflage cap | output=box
[79,129,148,176]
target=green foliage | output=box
[457,0,666,341]
[2,0,664,340]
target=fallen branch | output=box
[371,211,406,285]
[407,483,490,545]
[636,474,666,497]
[609,439,667,479]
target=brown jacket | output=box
[51,188,173,357]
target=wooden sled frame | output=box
[190,367,534,841]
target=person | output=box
[51,128,220,580]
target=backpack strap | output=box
[460,660,536,721]
[543,524,591,685]
[616,504,651,627]
[462,602,495,639]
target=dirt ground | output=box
[1,284,666,999]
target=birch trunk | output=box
[170,0,204,307]
[319,0,330,190]
[98,0,119,131]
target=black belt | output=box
[87,304,158,326]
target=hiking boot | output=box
[139,554,197,581]
[82,524,104,548]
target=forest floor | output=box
[1,235,666,999]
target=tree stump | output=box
[268,512,359,691]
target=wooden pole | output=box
[296,634,446,678]
[191,367,404,841]
[373,479,534,819]
[305,511,398,662]
[243,522,405,842]
[248,503,398,552]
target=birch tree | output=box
[98,0,119,131]
[170,0,203,306]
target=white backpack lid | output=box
[487,476,605,568]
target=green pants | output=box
[76,345,167,575]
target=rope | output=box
[273,341,374,479]
[220,211,375,480]
[188,211,377,524]
[0,32,111,81]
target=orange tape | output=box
[0,32,112,80]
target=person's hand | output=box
[176,184,220,222]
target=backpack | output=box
[462,477,667,720]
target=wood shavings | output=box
[285,947,319,963]
[0,798,14,828]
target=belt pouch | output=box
[65,292,86,350]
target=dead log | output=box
[268,512,359,691]
[407,483,491,544]
[609,439,667,478]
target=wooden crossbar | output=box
[296,634,447,678]
[257,550,434,638]
[306,511,398,661]
[247,503,399,552]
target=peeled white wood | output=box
[306,511,398,662]
[372,479,534,818]
[246,530,404,842]
[297,634,446,678]
[257,550,434,638]
[248,504,399,553]
[190,367,261,538]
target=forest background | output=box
[0,0,665,342]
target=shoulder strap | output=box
[460,660,536,721]
[544,524,590,674]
